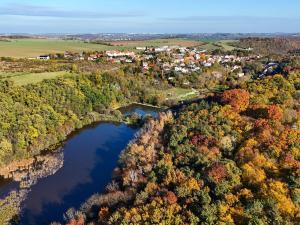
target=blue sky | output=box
[0,0,300,33]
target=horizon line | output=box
[1,32,300,35]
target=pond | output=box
[0,104,160,225]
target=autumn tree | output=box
[219,89,250,112]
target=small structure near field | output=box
[37,55,50,60]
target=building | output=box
[37,55,50,60]
[136,47,146,51]
[106,50,136,58]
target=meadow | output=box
[217,39,238,50]
[0,39,128,58]
[109,38,203,48]
[0,71,69,86]
[0,38,204,58]
[163,87,199,101]
[199,39,237,51]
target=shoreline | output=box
[0,102,163,178]
[0,102,163,225]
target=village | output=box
[35,45,288,80]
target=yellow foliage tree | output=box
[242,163,266,185]
[261,180,296,216]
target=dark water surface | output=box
[0,105,159,225]
[119,103,160,117]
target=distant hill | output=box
[235,37,300,54]
[1,33,300,42]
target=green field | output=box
[0,71,69,86]
[164,88,199,101]
[110,38,203,48]
[217,40,238,51]
[0,38,203,58]
[0,39,130,58]
[199,40,237,51]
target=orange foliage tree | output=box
[267,105,283,121]
[220,89,250,112]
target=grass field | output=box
[199,40,237,51]
[0,38,231,58]
[217,40,238,51]
[110,38,203,48]
[0,38,203,58]
[0,39,130,58]
[199,42,220,51]
[164,88,199,101]
[0,71,69,86]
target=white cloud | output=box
[0,3,143,18]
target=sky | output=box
[0,0,300,34]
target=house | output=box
[37,55,50,60]
[125,59,133,63]
[267,62,278,67]
[162,63,172,71]
[142,62,149,70]
[203,62,212,67]
[231,65,241,72]
[106,50,136,58]
[136,47,146,51]
[106,51,136,64]
[64,51,72,58]
[175,67,182,72]
[175,67,189,73]
[212,71,223,78]
[154,46,169,53]
[179,47,187,53]
[88,55,98,61]
[238,73,245,78]
[174,58,184,64]
[144,55,154,60]
[191,67,201,72]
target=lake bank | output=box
[0,103,163,175]
[0,104,161,225]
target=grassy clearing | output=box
[0,39,129,58]
[199,42,220,51]
[0,72,29,79]
[217,40,238,51]
[1,71,69,86]
[199,40,238,51]
[164,88,199,101]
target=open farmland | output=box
[109,38,204,48]
[0,38,204,58]
[0,39,129,58]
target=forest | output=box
[68,72,300,224]
[235,37,300,55]
[0,70,167,167]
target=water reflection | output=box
[0,151,64,224]
[0,105,158,225]
[119,103,160,117]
